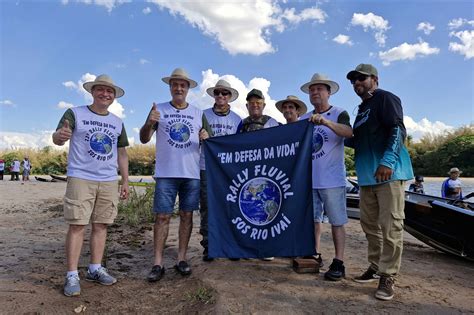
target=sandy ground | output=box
[1,178,473,314]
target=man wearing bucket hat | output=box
[275,95,307,124]
[140,68,212,282]
[441,168,463,199]
[346,64,413,301]
[237,89,279,132]
[52,74,130,297]
[199,79,242,261]
[299,73,353,281]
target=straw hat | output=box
[300,73,339,95]
[448,167,462,174]
[83,74,125,98]
[275,95,308,116]
[161,68,197,88]
[206,79,239,102]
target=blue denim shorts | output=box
[312,186,348,226]
[153,178,200,214]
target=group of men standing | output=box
[53,63,413,302]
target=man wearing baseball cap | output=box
[237,89,279,132]
[53,74,130,297]
[346,64,413,301]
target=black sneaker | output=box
[375,275,395,301]
[202,248,214,262]
[147,265,165,282]
[175,261,192,276]
[324,258,345,281]
[354,266,380,283]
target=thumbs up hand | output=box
[147,102,160,127]
[55,119,73,144]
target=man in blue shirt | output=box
[346,64,413,301]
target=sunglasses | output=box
[213,90,231,96]
[350,74,369,84]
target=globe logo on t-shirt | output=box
[90,133,113,155]
[239,177,281,226]
[312,132,324,153]
[169,123,191,143]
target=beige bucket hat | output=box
[275,95,308,116]
[162,68,198,88]
[300,73,339,95]
[448,167,462,174]
[206,79,239,102]
[83,74,125,98]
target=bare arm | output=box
[52,119,72,146]
[117,147,129,200]
[309,114,353,138]
[140,103,160,144]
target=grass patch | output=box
[118,185,155,226]
[185,287,215,305]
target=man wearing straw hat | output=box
[275,95,307,124]
[53,74,130,297]
[346,64,413,301]
[441,167,463,199]
[300,73,353,282]
[199,79,242,262]
[140,68,212,282]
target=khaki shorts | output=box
[64,177,119,225]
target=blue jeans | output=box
[312,186,348,226]
[153,178,200,214]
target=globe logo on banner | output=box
[90,133,113,154]
[169,123,190,143]
[239,177,281,226]
[312,132,323,153]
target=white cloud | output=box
[449,30,474,59]
[60,73,127,118]
[333,34,353,46]
[57,101,74,109]
[148,1,327,55]
[448,18,474,30]
[417,22,435,35]
[404,116,454,142]
[143,6,151,15]
[139,58,150,65]
[61,0,131,12]
[378,41,440,65]
[0,131,58,150]
[0,100,15,106]
[186,69,285,123]
[132,127,140,134]
[351,12,390,47]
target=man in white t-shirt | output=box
[300,73,353,281]
[140,68,212,282]
[53,74,130,297]
[442,167,463,199]
[22,156,32,181]
[200,79,242,261]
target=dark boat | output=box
[404,192,474,260]
[345,179,474,260]
[35,176,57,182]
[50,174,67,181]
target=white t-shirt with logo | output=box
[67,106,124,181]
[300,106,350,189]
[200,108,242,170]
[154,102,203,179]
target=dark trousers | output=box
[10,172,19,181]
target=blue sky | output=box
[1,0,473,149]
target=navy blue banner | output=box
[204,120,315,258]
